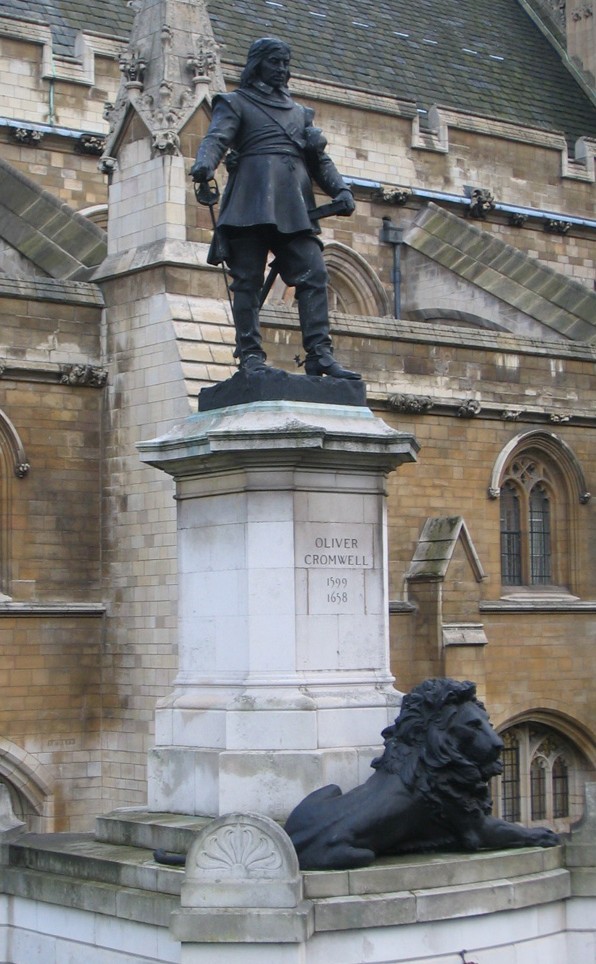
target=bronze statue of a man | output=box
[191,37,361,379]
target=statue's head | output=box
[240,37,291,89]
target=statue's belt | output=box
[235,148,303,159]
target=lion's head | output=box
[371,678,504,821]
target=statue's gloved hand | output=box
[190,162,214,183]
[333,188,356,215]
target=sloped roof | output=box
[1,0,131,56]
[404,203,596,343]
[405,516,485,582]
[0,158,106,280]
[1,0,595,144]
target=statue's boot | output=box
[241,353,269,372]
[297,278,361,380]
[304,352,362,379]
[232,289,268,369]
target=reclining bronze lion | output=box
[285,678,559,870]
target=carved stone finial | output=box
[100,0,226,167]
[187,38,218,84]
[119,47,147,88]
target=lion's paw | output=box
[526,827,560,848]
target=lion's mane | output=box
[371,678,494,823]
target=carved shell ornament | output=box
[194,824,283,878]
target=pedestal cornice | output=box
[138,400,419,481]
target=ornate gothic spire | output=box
[101,0,225,169]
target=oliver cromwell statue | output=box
[191,37,361,379]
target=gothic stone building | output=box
[0,0,595,833]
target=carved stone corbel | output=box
[467,188,496,220]
[508,213,527,228]
[545,219,572,235]
[457,399,482,417]
[151,129,180,154]
[10,128,44,146]
[76,135,106,156]
[387,393,434,414]
[549,412,572,422]
[375,187,411,206]
[98,156,117,174]
[59,365,108,388]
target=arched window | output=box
[490,432,590,595]
[0,740,54,833]
[500,482,521,585]
[500,454,555,587]
[263,242,389,318]
[493,722,593,833]
[500,730,521,822]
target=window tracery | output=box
[500,454,557,587]
[494,722,591,833]
[491,432,589,595]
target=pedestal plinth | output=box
[138,401,418,819]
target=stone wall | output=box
[0,282,105,829]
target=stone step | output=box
[8,832,184,896]
[309,867,571,932]
[2,824,569,935]
[1,864,178,928]
[302,843,564,898]
[95,807,211,854]
[10,819,565,903]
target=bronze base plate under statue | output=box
[199,366,367,411]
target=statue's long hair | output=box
[240,37,291,87]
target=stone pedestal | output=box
[138,401,418,818]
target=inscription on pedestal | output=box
[296,524,374,615]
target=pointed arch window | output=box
[529,482,551,583]
[499,454,559,588]
[552,756,569,818]
[500,731,521,822]
[530,756,547,820]
[500,483,521,585]
[493,722,592,833]
[491,431,590,596]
